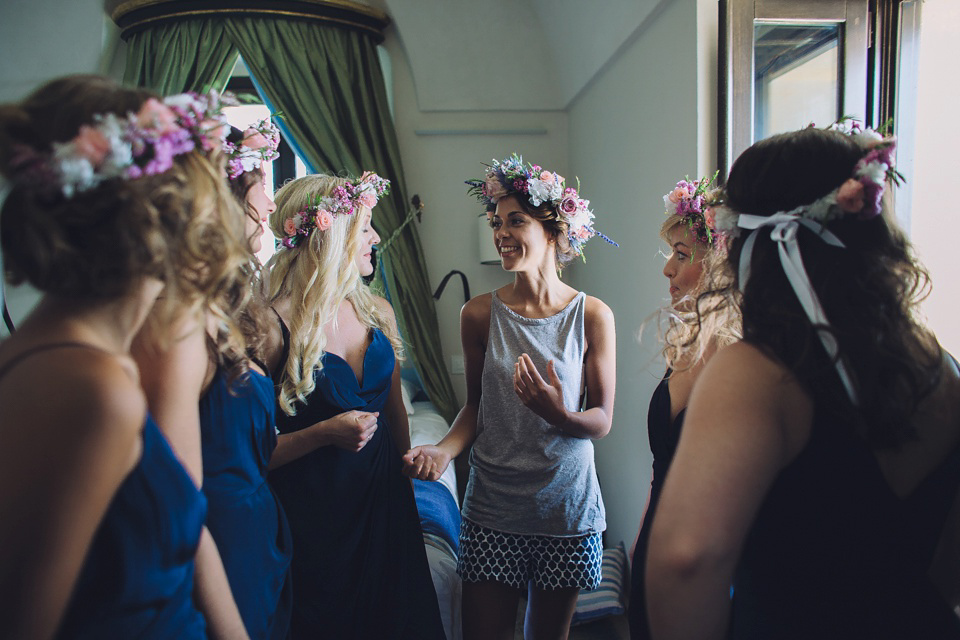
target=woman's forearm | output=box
[269,422,329,470]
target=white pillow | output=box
[400,378,416,415]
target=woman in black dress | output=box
[628,174,739,639]
[648,124,960,639]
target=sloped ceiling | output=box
[382,0,663,111]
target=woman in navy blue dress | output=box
[133,121,293,639]
[264,173,445,639]
[0,75,240,638]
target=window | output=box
[225,67,309,264]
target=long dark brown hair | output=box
[710,127,940,448]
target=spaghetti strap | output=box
[0,342,111,384]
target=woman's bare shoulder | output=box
[462,292,493,321]
[3,347,146,444]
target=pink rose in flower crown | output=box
[137,99,179,135]
[539,170,555,185]
[703,205,717,231]
[558,195,579,216]
[483,175,507,202]
[315,210,334,231]
[242,129,270,150]
[835,179,865,214]
[72,125,111,167]
[358,192,378,209]
[283,217,298,236]
[668,186,690,205]
[199,118,228,151]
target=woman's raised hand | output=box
[327,410,379,452]
[514,353,568,426]
[401,445,452,481]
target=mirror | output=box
[754,23,840,140]
[720,0,869,173]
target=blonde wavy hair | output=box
[658,215,741,371]
[136,148,252,378]
[266,173,403,416]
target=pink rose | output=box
[242,129,269,150]
[359,193,377,209]
[836,179,865,213]
[315,210,334,231]
[283,217,297,236]
[559,195,579,216]
[484,176,507,202]
[704,206,717,230]
[137,99,179,134]
[669,187,687,204]
[200,119,228,151]
[72,125,111,167]
[539,170,554,184]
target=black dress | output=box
[268,325,445,639]
[628,372,684,640]
[728,404,960,639]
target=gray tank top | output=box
[462,290,606,537]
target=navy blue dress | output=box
[57,415,208,639]
[200,367,293,640]
[269,327,445,639]
[628,373,683,640]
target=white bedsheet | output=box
[409,400,459,506]
[409,400,462,640]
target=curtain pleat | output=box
[122,19,238,94]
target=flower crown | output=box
[280,172,390,249]
[12,90,232,199]
[663,172,721,246]
[465,154,617,256]
[711,119,902,236]
[224,118,281,180]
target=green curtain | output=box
[224,18,459,423]
[122,19,238,94]
[122,15,459,423]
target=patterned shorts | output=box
[456,519,603,590]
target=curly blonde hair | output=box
[658,215,742,371]
[266,174,403,416]
[0,75,249,358]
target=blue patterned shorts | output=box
[456,519,603,590]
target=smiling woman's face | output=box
[490,194,553,272]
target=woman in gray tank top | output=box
[403,155,618,639]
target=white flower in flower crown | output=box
[804,194,838,222]
[711,204,740,236]
[852,129,884,149]
[857,159,888,185]
[527,176,564,207]
[54,154,96,198]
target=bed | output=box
[406,392,463,640]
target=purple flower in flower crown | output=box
[513,178,528,193]
[559,195,579,216]
[859,180,884,220]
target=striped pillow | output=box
[571,541,627,625]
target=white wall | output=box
[0,0,121,336]
[566,0,707,550]
[910,0,960,357]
